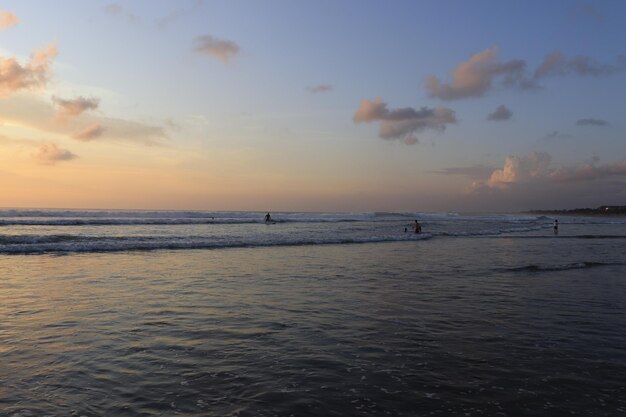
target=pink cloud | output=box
[307,84,333,94]
[72,123,105,141]
[52,96,99,122]
[534,50,626,78]
[354,98,456,144]
[0,44,58,95]
[469,153,626,193]
[426,47,533,100]
[550,159,626,182]
[0,10,18,30]
[34,143,77,165]
[194,35,240,63]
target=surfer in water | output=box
[553,219,558,235]
[264,212,272,223]
[414,220,422,234]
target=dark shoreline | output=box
[527,205,626,217]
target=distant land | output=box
[528,205,626,216]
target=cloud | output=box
[543,130,572,141]
[353,97,456,144]
[469,152,626,193]
[0,10,18,30]
[157,0,204,30]
[34,143,77,165]
[461,153,626,211]
[429,165,497,180]
[52,96,100,122]
[425,47,535,100]
[104,3,139,22]
[0,95,166,146]
[194,35,240,64]
[72,123,105,141]
[307,84,333,94]
[99,118,166,146]
[576,118,610,127]
[0,44,58,95]
[487,104,512,121]
[104,3,123,15]
[534,50,626,78]
[550,159,626,182]
[570,3,604,22]
[486,152,553,189]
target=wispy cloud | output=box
[425,47,535,100]
[487,104,512,121]
[353,97,456,144]
[34,143,77,165]
[543,130,572,141]
[307,84,333,94]
[72,123,105,141]
[551,159,626,182]
[425,47,626,101]
[0,10,18,30]
[0,95,166,146]
[194,35,240,64]
[104,3,139,22]
[0,44,58,96]
[157,0,204,30]
[576,118,610,127]
[52,96,100,122]
[570,3,604,22]
[534,50,626,78]
[429,165,497,180]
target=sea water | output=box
[1,210,625,416]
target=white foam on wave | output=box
[0,233,433,254]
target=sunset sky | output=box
[1,0,625,212]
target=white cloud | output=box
[486,152,552,188]
[469,152,626,192]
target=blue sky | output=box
[0,1,625,211]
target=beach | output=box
[1,210,626,416]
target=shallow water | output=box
[1,211,625,416]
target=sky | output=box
[0,0,625,212]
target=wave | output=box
[0,210,453,225]
[498,235,626,240]
[0,233,432,255]
[437,225,546,237]
[502,261,619,273]
[0,218,257,226]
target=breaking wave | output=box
[502,262,619,273]
[0,233,433,255]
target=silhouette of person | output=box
[553,219,558,235]
[265,212,272,223]
[414,220,422,234]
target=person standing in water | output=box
[553,219,558,235]
[414,220,422,234]
[264,212,272,223]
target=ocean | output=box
[1,209,625,416]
